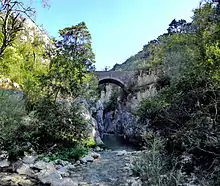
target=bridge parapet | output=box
[95,71,135,86]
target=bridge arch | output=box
[98,78,129,94]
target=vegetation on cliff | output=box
[129,1,220,185]
[0,0,98,161]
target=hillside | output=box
[111,45,150,71]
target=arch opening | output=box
[98,78,129,94]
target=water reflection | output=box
[102,134,137,151]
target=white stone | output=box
[37,169,62,184]
[22,155,37,164]
[54,159,69,166]
[53,178,78,186]
[75,160,81,165]
[32,160,54,170]
[116,150,127,156]
[80,155,94,163]
[17,164,33,176]
[94,146,102,152]
[0,159,10,168]
[0,151,8,160]
[57,167,70,177]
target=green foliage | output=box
[104,90,119,113]
[24,99,89,150]
[134,1,220,184]
[84,137,96,148]
[137,98,169,120]
[0,90,29,160]
[0,90,25,148]
[43,145,88,162]
[0,2,97,163]
[131,133,187,186]
[1,98,90,160]
[0,28,49,109]
[42,22,96,102]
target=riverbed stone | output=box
[91,152,100,159]
[57,167,70,177]
[31,160,54,171]
[22,155,37,164]
[54,159,69,166]
[17,164,33,176]
[0,173,35,186]
[75,160,81,165]
[0,151,8,160]
[80,155,94,163]
[116,150,127,156]
[54,178,78,186]
[94,146,102,152]
[37,169,62,184]
[0,159,10,168]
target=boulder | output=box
[0,151,8,160]
[0,159,10,168]
[37,169,62,185]
[54,159,69,167]
[91,152,100,159]
[94,146,102,152]
[22,155,37,164]
[1,173,34,186]
[31,160,54,171]
[80,155,94,163]
[17,164,33,176]
[116,150,127,156]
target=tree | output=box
[43,22,96,101]
[167,19,189,34]
[0,0,35,58]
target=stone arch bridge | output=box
[94,71,135,93]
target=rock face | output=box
[57,97,104,146]
[95,88,142,142]
[95,70,158,143]
[75,98,104,145]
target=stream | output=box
[102,134,137,151]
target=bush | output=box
[131,133,192,185]
[136,80,220,185]
[84,137,96,148]
[2,97,90,160]
[23,99,89,152]
[43,144,88,162]
[137,98,169,122]
[131,133,166,184]
[0,90,26,150]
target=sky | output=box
[29,0,200,70]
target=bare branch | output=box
[0,0,35,58]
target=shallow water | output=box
[102,134,137,151]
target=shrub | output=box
[2,97,90,160]
[131,133,165,184]
[0,90,26,150]
[43,144,88,162]
[23,99,89,152]
[131,133,190,185]
[137,98,169,121]
[84,137,96,148]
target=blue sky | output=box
[29,0,200,70]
